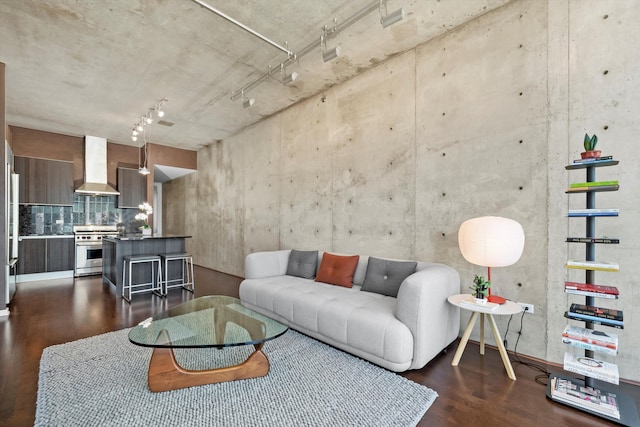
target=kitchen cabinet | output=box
[17,237,74,274]
[117,167,146,208]
[46,238,75,272]
[14,156,74,205]
[17,238,46,274]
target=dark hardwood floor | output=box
[1,267,637,426]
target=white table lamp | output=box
[458,216,525,303]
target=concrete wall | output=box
[164,0,640,381]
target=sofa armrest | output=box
[395,263,460,370]
[244,250,291,279]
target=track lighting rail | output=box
[228,0,398,103]
[191,0,296,59]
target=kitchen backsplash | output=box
[19,194,140,235]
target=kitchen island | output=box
[102,235,192,298]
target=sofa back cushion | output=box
[286,249,318,279]
[315,252,360,288]
[361,257,417,297]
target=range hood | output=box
[75,136,120,196]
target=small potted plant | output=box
[581,133,601,159]
[135,202,153,236]
[470,274,491,303]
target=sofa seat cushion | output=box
[239,276,414,364]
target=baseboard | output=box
[16,270,74,283]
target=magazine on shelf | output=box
[566,237,620,244]
[565,312,623,329]
[550,377,620,419]
[563,352,619,385]
[565,289,618,299]
[564,282,619,295]
[567,209,619,217]
[570,304,623,321]
[562,325,618,356]
[572,155,614,164]
[562,325,618,349]
[565,260,619,272]
[569,180,619,188]
[566,185,619,193]
[562,336,618,356]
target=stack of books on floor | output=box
[562,325,618,356]
[564,281,619,299]
[565,303,624,329]
[550,376,620,420]
[563,351,619,385]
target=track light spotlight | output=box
[322,47,340,62]
[132,129,138,136]
[138,166,150,175]
[282,71,297,84]
[243,98,255,108]
[155,99,167,117]
[145,112,153,124]
[136,121,144,132]
[321,32,340,63]
[381,7,404,27]
[131,135,137,142]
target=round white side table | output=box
[447,293,523,380]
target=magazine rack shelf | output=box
[546,159,639,425]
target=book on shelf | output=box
[567,208,619,217]
[569,180,619,188]
[562,336,618,356]
[572,155,614,164]
[565,260,619,272]
[565,289,618,299]
[564,282,619,296]
[562,325,618,354]
[570,303,623,321]
[563,352,620,385]
[566,237,619,244]
[566,185,619,193]
[550,377,620,419]
[565,311,624,328]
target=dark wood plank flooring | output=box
[0,267,637,426]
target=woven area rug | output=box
[36,328,437,426]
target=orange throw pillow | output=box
[315,253,360,288]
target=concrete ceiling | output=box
[0,0,510,151]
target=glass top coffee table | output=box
[129,295,288,392]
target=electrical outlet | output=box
[518,302,534,314]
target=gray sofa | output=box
[239,249,460,372]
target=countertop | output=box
[19,234,74,239]
[103,234,192,241]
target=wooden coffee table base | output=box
[147,330,270,393]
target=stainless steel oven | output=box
[74,225,117,277]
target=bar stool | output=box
[122,255,163,303]
[160,253,195,295]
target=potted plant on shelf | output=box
[470,274,491,304]
[581,133,601,159]
[135,202,153,236]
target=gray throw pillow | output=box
[361,257,417,297]
[286,250,318,279]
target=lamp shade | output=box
[458,216,525,268]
